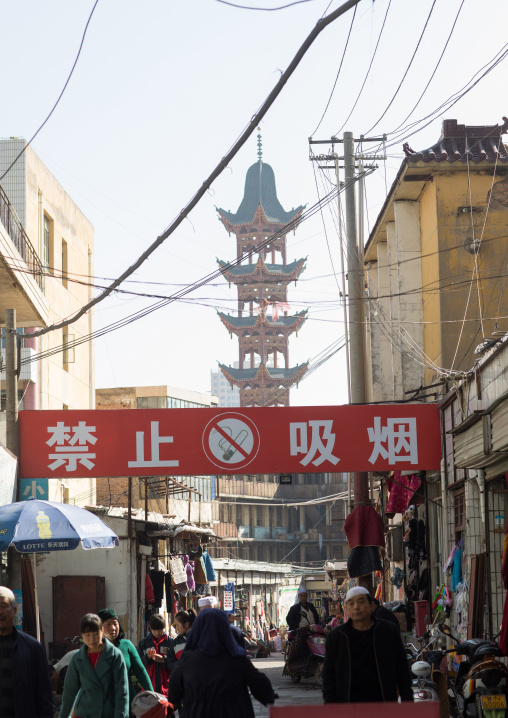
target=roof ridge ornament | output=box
[257,127,262,162]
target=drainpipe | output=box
[476,469,486,525]
[138,545,152,642]
[440,459,449,559]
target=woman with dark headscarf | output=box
[167,609,275,718]
[98,608,152,707]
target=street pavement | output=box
[251,653,323,716]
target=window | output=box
[43,214,54,272]
[454,489,465,533]
[63,330,75,368]
[61,239,68,288]
[0,390,24,411]
[1,328,25,349]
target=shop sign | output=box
[19,404,441,479]
[223,582,234,613]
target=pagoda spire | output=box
[216,138,308,407]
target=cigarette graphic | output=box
[218,428,248,460]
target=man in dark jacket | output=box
[322,586,413,704]
[286,588,320,631]
[371,596,401,632]
[0,586,53,718]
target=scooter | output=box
[405,634,442,704]
[439,623,508,717]
[283,623,327,686]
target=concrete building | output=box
[211,364,241,407]
[363,117,508,400]
[359,118,508,633]
[0,138,95,504]
[212,472,348,565]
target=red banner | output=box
[269,704,439,717]
[18,404,441,479]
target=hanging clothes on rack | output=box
[385,472,421,519]
[169,557,188,594]
[190,545,209,594]
[183,555,195,592]
[202,549,216,582]
[149,570,165,609]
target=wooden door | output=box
[52,576,105,658]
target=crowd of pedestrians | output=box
[0,581,415,717]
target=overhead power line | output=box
[388,0,466,134]
[21,0,362,343]
[0,0,100,183]
[311,3,358,136]
[365,0,438,135]
[21,176,362,366]
[334,0,392,136]
[214,0,317,9]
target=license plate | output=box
[481,695,507,710]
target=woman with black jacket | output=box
[168,609,275,718]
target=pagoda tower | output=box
[216,134,308,407]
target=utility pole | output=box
[343,132,370,507]
[5,309,19,458]
[309,133,386,588]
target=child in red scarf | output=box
[138,614,172,696]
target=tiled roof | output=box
[403,117,508,164]
[217,257,306,278]
[217,161,305,225]
[217,310,307,329]
[219,362,308,382]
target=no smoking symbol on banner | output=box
[202,413,260,470]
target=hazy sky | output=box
[2,0,508,406]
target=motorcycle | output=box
[282,623,327,686]
[439,623,508,717]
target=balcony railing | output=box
[216,477,346,500]
[213,521,346,542]
[0,184,44,289]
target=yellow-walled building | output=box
[364,117,508,401]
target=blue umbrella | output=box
[0,499,119,640]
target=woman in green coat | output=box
[99,608,152,705]
[60,613,129,718]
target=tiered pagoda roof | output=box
[219,362,308,387]
[217,256,306,284]
[217,160,305,233]
[216,134,307,406]
[217,310,307,337]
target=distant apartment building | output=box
[212,472,348,564]
[0,138,95,504]
[211,363,241,407]
[95,384,218,514]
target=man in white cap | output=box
[286,587,320,631]
[197,595,218,610]
[0,586,53,718]
[322,586,413,704]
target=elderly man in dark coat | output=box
[0,586,53,718]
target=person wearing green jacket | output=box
[99,608,152,705]
[60,613,129,718]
